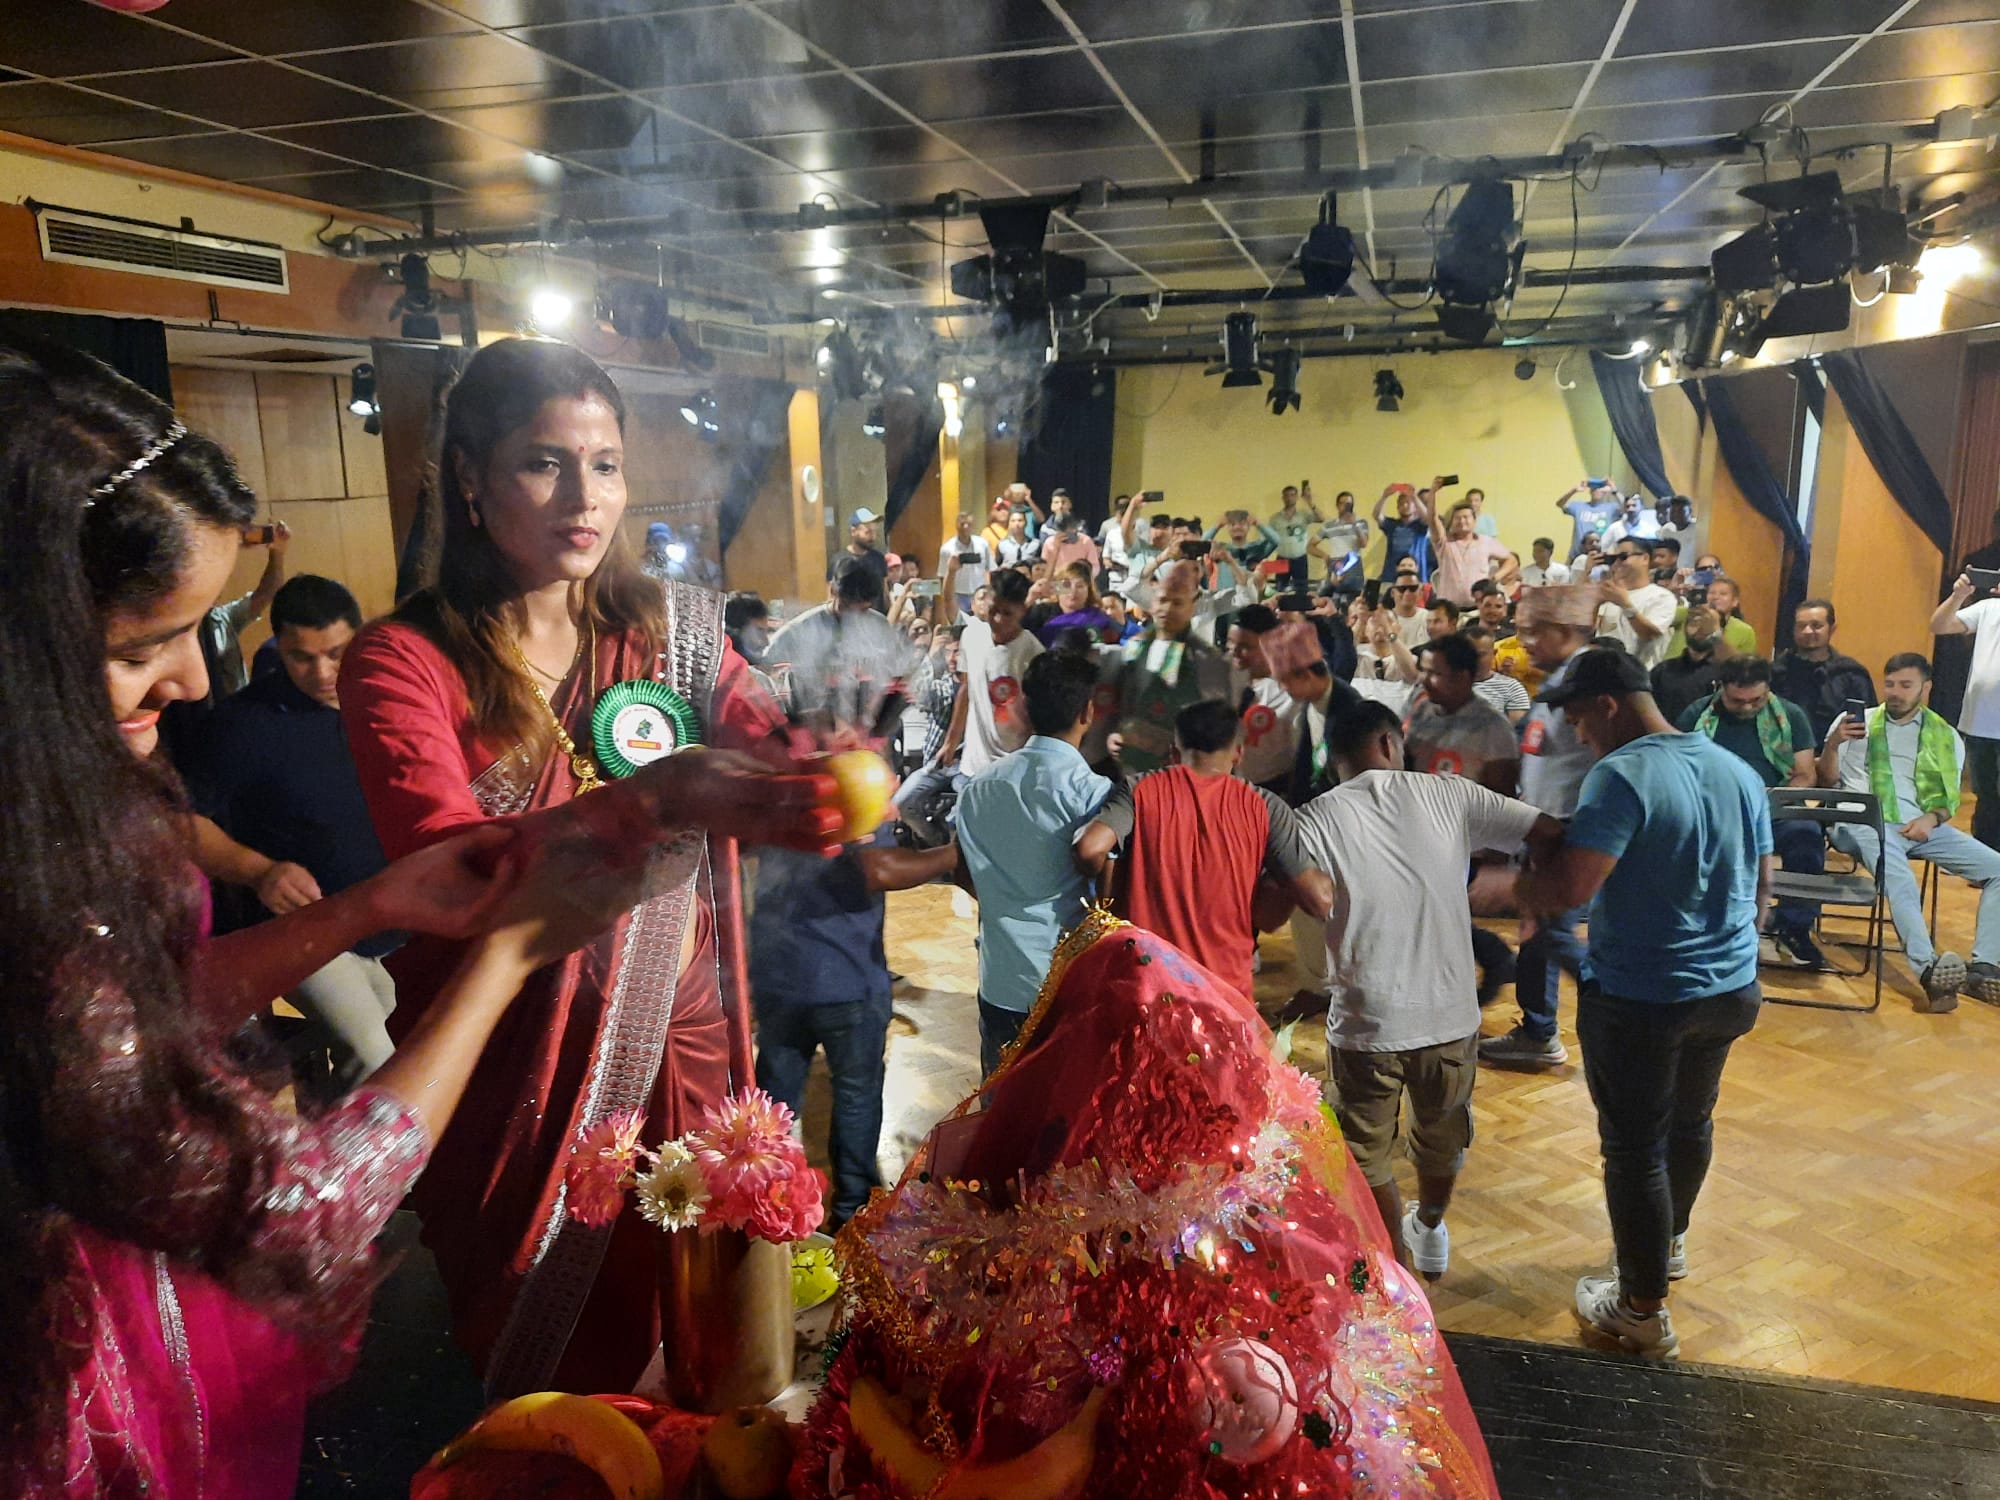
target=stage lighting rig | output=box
[1374,369,1404,412]
[1206,311,1269,388]
[1433,177,1519,344]
[1298,194,1357,298]
[949,201,1088,335]
[1266,347,1302,415]
[391,252,441,341]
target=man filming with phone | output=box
[938,512,993,616]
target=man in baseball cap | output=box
[830,506,889,611]
[1513,646,1772,1360]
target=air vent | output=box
[697,320,770,357]
[36,207,290,294]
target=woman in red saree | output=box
[340,337,808,1397]
[0,341,834,1498]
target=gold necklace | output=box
[509,617,602,794]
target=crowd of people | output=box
[8,319,1996,1494]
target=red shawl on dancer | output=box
[339,584,784,1396]
[804,913,1498,1500]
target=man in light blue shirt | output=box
[956,650,1113,1076]
[1518,649,1771,1362]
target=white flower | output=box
[636,1151,709,1231]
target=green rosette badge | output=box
[591,679,702,778]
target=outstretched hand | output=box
[362,823,521,940]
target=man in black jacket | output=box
[1650,601,1729,723]
[1772,597,1875,744]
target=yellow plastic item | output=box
[433,1391,665,1500]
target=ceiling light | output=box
[1266,347,1302,415]
[679,391,720,441]
[347,362,378,417]
[1920,242,1986,283]
[961,374,977,390]
[530,287,574,329]
[1629,339,1652,356]
[1207,310,1265,388]
[1374,368,1403,413]
[815,344,834,369]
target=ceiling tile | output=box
[430,0,719,25]
[268,113,524,169]
[748,124,972,175]
[86,62,398,130]
[1617,0,1901,54]
[1356,0,1620,80]
[1361,62,1588,126]
[232,166,452,212]
[652,72,910,137]
[512,9,819,89]
[1587,44,1842,109]
[97,132,356,183]
[1895,0,2000,24]
[1825,19,2000,86]
[301,34,576,110]
[760,0,1070,67]
[439,94,672,158]
[1098,21,1351,108]
[1571,93,1790,142]
[858,51,1115,122]
[0,9,231,77]
[0,81,198,144]
[129,0,478,55]
[1064,0,1348,42]
[1792,71,2000,129]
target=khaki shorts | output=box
[1328,1033,1478,1188]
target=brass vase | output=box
[657,1227,794,1411]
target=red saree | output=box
[339,581,784,1397]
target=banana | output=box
[432,1391,665,1500]
[850,1378,1105,1500]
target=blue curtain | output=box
[717,378,797,553]
[1792,358,1825,425]
[1020,364,1118,528]
[1698,376,1812,623]
[1590,350,1673,499]
[882,393,945,534]
[1820,348,1955,554]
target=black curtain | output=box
[882,394,945,534]
[1589,351,1672,500]
[717,377,797,553]
[1019,364,1117,526]
[1699,376,1812,622]
[0,309,172,402]
[1820,347,1955,554]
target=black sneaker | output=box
[1917,952,1965,1013]
[1967,961,2000,1005]
[1776,929,1829,970]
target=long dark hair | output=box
[397,338,665,751]
[0,340,302,1469]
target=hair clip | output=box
[86,420,187,506]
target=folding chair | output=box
[1763,788,1885,1013]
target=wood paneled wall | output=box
[174,366,398,647]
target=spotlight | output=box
[529,286,574,329]
[1629,339,1652,356]
[664,542,688,565]
[393,251,441,341]
[1374,369,1403,413]
[862,403,887,440]
[817,327,866,402]
[601,283,669,340]
[347,362,378,418]
[1433,176,1517,344]
[1298,193,1357,298]
[949,201,1088,334]
[1716,171,1921,297]
[961,374,977,390]
[1266,347,1301,415]
[678,391,720,441]
[1207,310,1265,388]
[1514,357,1537,381]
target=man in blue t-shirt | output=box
[1516,649,1771,1362]
[750,818,959,1228]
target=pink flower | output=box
[563,1108,646,1228]
[743,1162,827,1243]
[689,1090,806,1201]
[1265,1065,1325,1131]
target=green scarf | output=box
[1694,695,1794,778]
[1866,705,1961,823]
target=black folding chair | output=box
[1762,788,1885,1013]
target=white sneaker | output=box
[1574,1273,1679,1360]
[1401,1205,1450,1278]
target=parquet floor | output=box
[863,840,2000,1404]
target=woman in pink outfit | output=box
[0,341,838,1497]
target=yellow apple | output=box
[816,750,896,843]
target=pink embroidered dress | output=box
[15,1071,428,1497]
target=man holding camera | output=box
[1268,481,1323,585]
[937,512,993,616]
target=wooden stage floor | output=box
[873,842,2000,1406]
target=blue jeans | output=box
[1577,982,1761,1302]
[753,992,892,1226]
[1831,822,2000,967]
[894,760,967,846]
[978,997,1028,1079]
[1770,819,1825,937]
[1515,903,1587,1041]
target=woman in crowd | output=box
[0,341,832,1497]
[338,337,834,1397]
[1035,559,1118,645]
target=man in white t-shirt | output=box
[1600,492,1662,551]
[1517,536,1573,589]
[1226,604,1302,792]
[1595,540,1677,669]
[941,569,1044,776]
[937,512,992,614]
[1295,697,1560,1277]
[1932,570,2000,851]
[1819,651,2000,1010]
